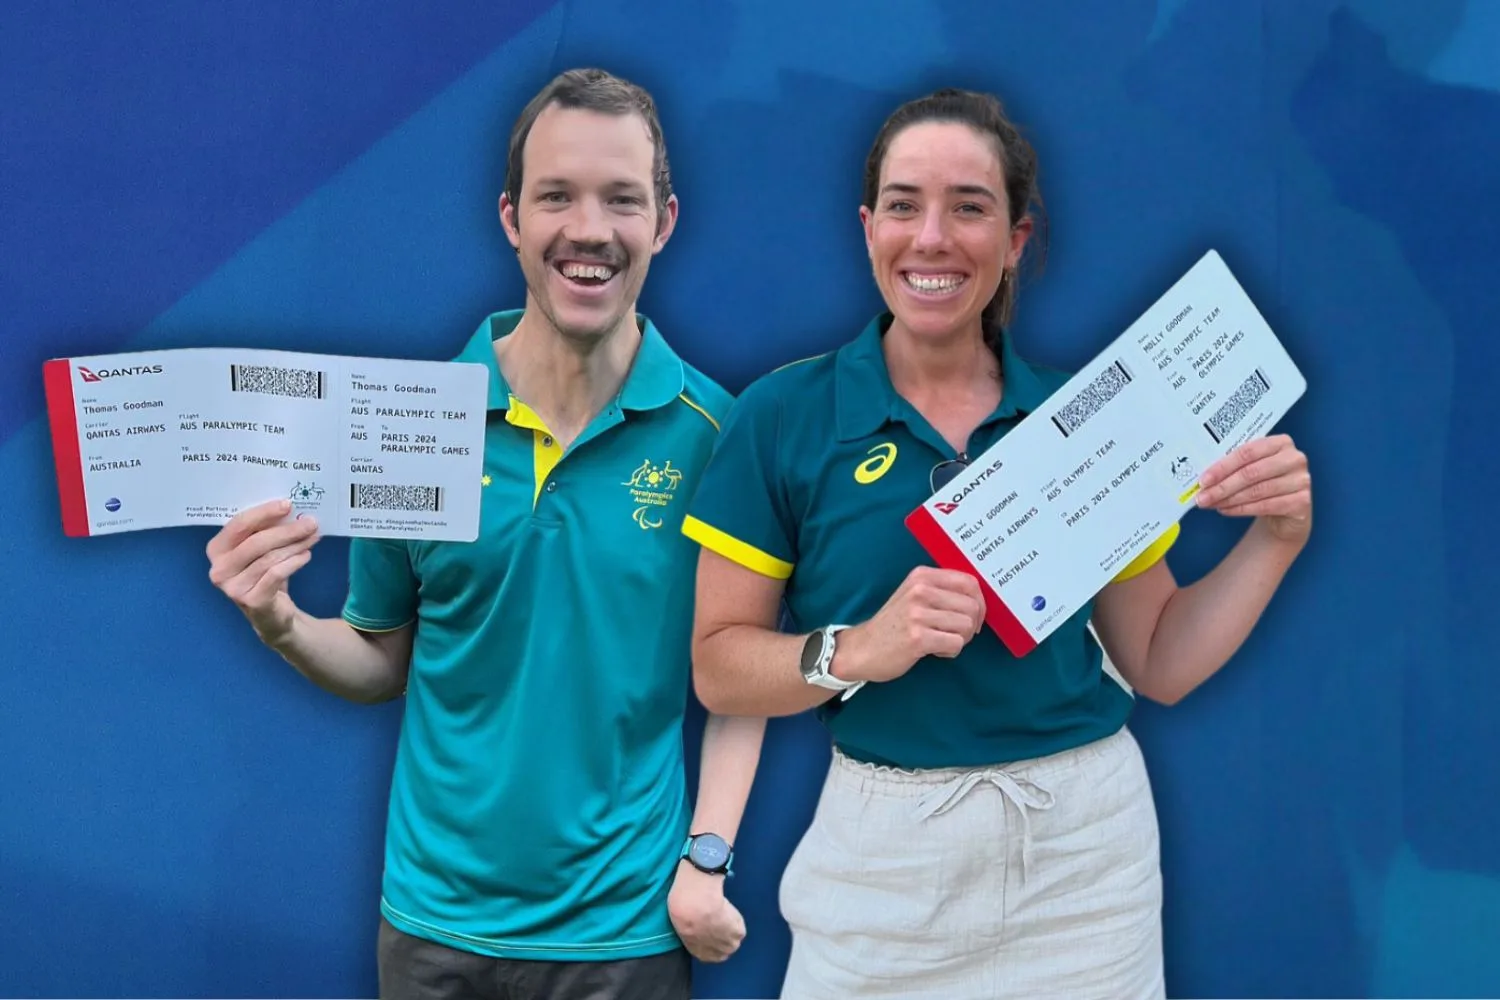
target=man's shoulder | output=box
[675,361,735,432]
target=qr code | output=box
[229,363,327,400]
[1203,369,1271,443]
[1051,359,1133,438]
[348,483,445,512]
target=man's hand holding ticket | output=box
[905,250,1307,657]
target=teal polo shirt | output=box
[682,314,1175,770]
[342,309,732,961]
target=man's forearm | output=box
[694,626,841,717]
[1138,519,1304,704]
[268,611,411,704]
[685,714,767,845]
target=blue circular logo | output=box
[104,497,121,512]
[1031,595,1046,611]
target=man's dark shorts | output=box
[377,917,693,1000]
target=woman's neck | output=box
[882,317,1004,454]
[883,317,1000,404]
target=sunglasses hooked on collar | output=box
[930,454,972,493]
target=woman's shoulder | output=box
[730,348,841,415]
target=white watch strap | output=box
[810,625,864,699]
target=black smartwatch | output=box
[679,832,734,877]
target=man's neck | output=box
[495,308,643,447]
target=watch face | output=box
[799,630,826,679]
[689,834,730,869]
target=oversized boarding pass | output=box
[43,347,489,541]
[905,250,1307,657]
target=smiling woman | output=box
[680,86,1314,999]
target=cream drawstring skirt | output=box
[778,726,1164,1000]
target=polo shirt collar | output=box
[454,309,684,414]
[834,313,1052,442]
[617,314,686,411]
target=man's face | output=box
[500,104,677,346]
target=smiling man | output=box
[203,68,762,1000]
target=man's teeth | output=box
[903,273,965,292]
[560,263,616,280]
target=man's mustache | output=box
[544,240,627,269]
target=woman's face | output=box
[860,121,1030,345]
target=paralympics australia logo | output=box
[289,480,325,510]
[622,459,683,530]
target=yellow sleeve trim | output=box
[681,514,794,580]
[1110,522,1181,583]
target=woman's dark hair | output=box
[861,87,1048,351]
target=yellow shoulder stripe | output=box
[769,352,828,375]
[682,515,793,580]
[676,393,720,431]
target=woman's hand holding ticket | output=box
[1195,433,1313,546]
[835,566,986,684]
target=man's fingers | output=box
[206,499,292,558]
[238,543,316,608]
[210,516,319,586]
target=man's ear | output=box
[499,193,521,249]
[652,194,680,253]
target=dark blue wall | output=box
[4,1,1498,996]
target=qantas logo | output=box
[78,364,164,383]
[933,458,1004,515]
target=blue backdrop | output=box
[4,1,1498,997]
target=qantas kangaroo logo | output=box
[77,364,163,382]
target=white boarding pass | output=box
[43,347,489,542]
[905,250,1307,657]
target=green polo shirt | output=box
[342,310,731,961]
[682,314,1175,770]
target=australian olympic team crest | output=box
[622,459,683,529]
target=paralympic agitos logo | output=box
[78,364,164,382]
[933,458,1005,514]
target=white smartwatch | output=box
[799,625,864,701]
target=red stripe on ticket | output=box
[43,359,90,537]
[905,504,1038,658]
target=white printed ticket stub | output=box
[43,347,489,541]
[905,249,1307,657]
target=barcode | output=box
[349,483,445,512]
[229,363,327,400]
[1052,359,1133,439]
[1203,368,1271,443]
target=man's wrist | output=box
[257,610,302,659]
[676,857,727,880]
